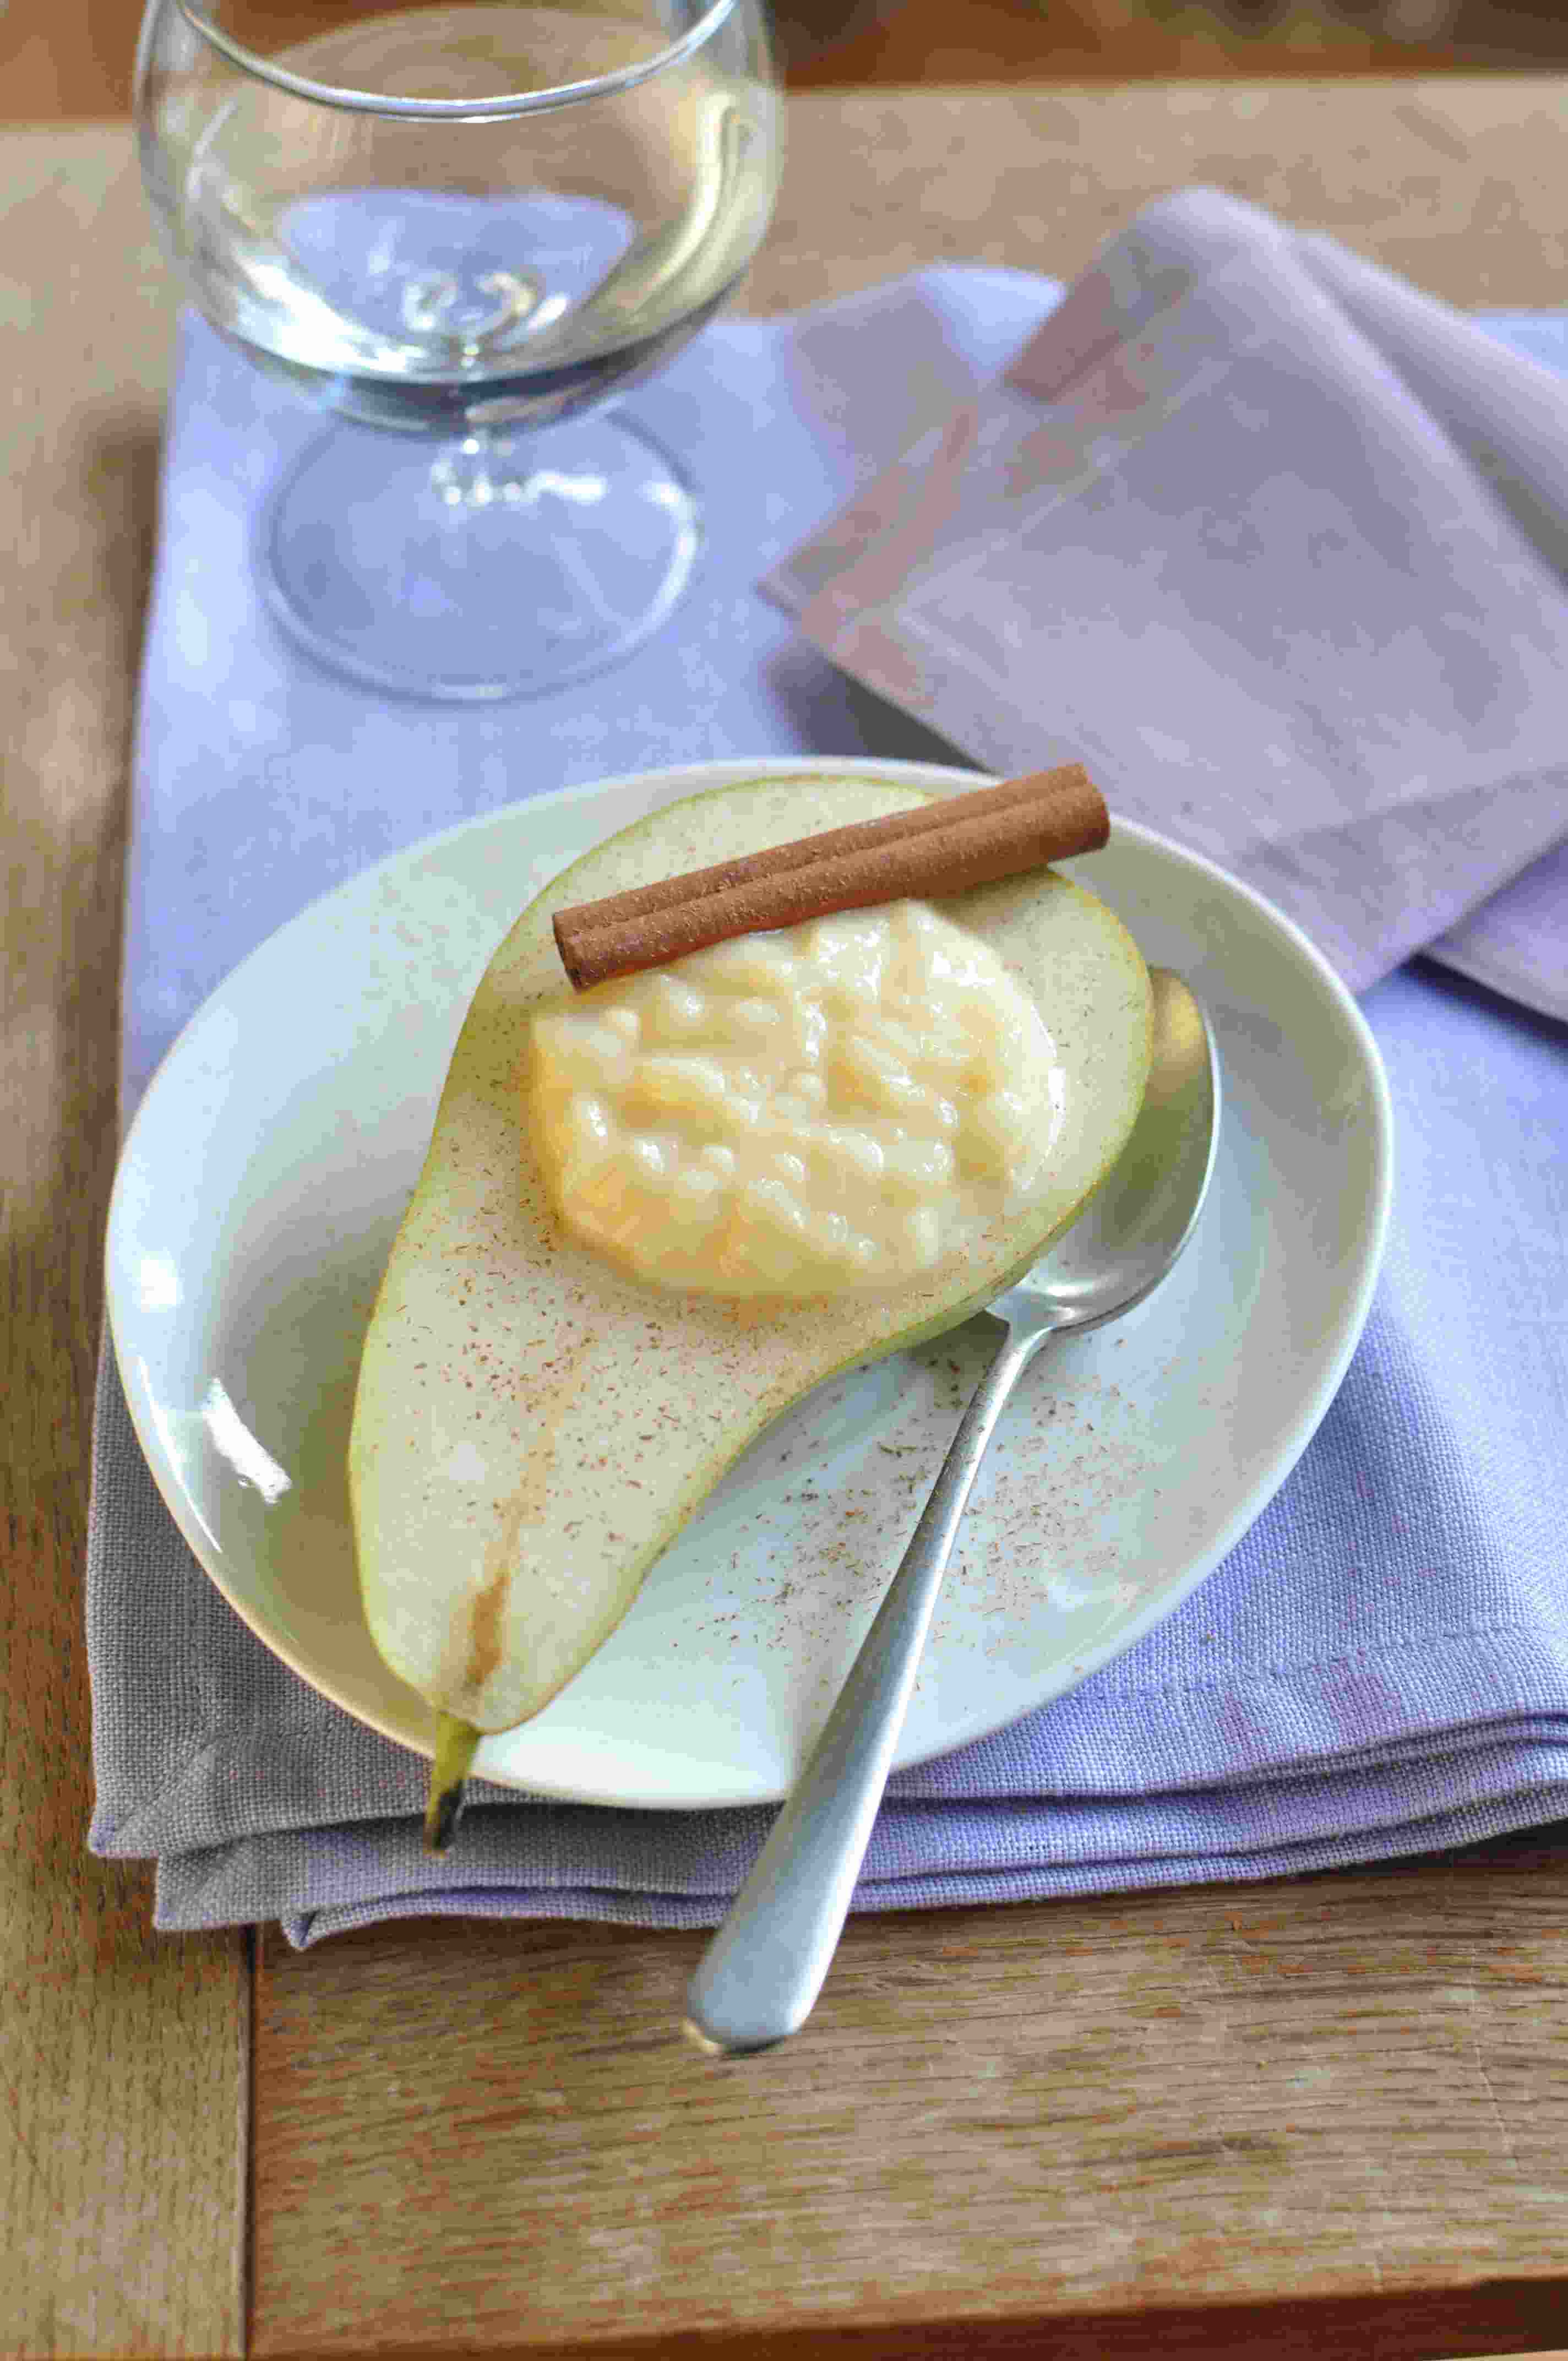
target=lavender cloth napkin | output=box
[88,229,1568,1946]
[771,189,1568,1019]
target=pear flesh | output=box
[348,776,1153,1753]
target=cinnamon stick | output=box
[552,764,1109,992]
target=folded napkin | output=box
[89,207,1568,1944]
[771,189,1568,1018]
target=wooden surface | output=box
[0,126,245,2360]
[249,1861,1568,2356]
[780,0,1568,91]
[12,0,1568,123]
[4,74,1568,2361]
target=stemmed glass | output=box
[134,1,781,700]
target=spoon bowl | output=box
[995,965,1220,1334]
[685,968,1221,2056]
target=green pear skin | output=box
[349,775,1153,1785]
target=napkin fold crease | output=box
[88,191,1568,1943]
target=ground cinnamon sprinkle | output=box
[552,763,1109,991]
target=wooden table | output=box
[11,0,1568,121]
[4,77,1567,2361]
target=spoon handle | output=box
[684,1318,1043,2057]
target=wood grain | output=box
[0,129,244,2359]
[8,0,1568,126]
[750,78,1568,316]
[250,1851,1568,2354]
[6,77,1568,2360]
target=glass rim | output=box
[172,0,744,117]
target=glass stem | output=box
[428,426,522,510]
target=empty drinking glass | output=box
[135,1,781,698]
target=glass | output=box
[135,0,781,700]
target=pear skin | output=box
[349,775,1153,1818]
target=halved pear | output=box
[347,776,1152,1793]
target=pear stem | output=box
[424,1713,481,1854]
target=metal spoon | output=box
[684,969,1221,2056]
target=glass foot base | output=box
[258,410,700,703]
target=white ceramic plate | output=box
[105,758,1392,1808]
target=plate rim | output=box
[105,755,1395,1805]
